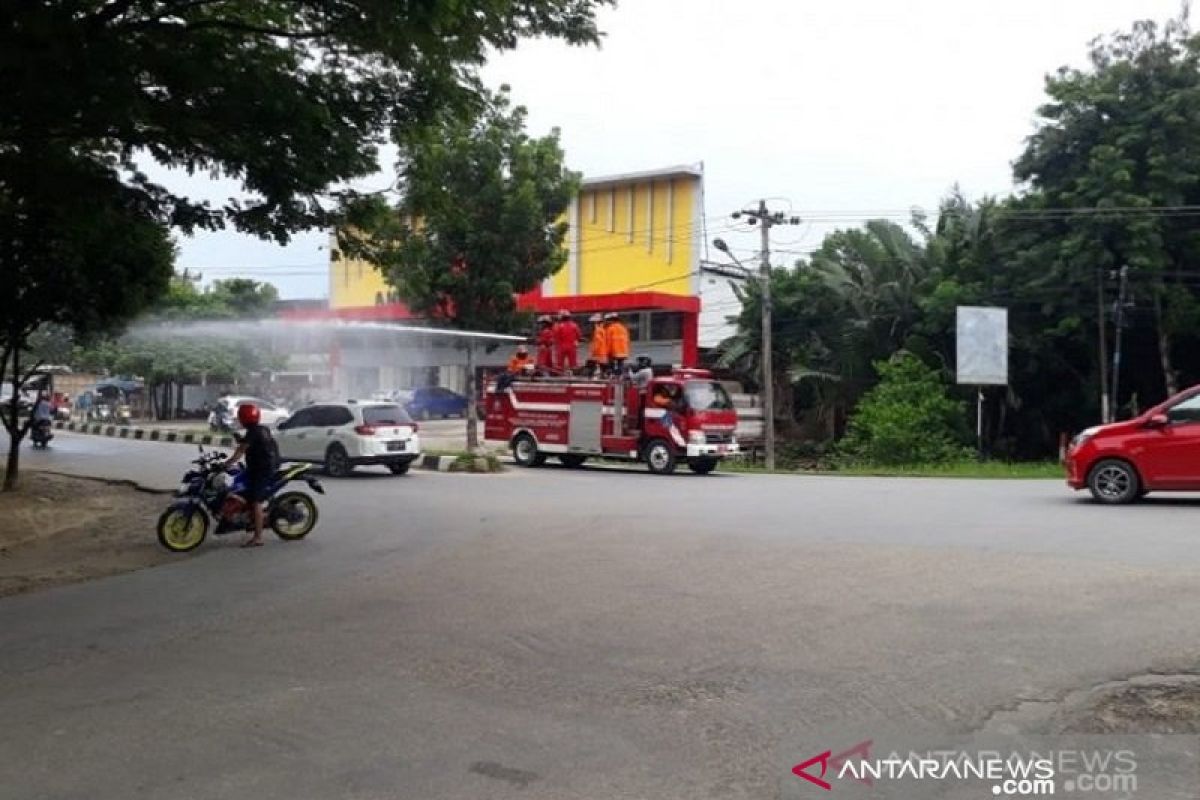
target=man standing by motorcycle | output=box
[223,404,276,548]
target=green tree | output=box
[96,332,284,420]
[155,275,280,320]
[347,92,579,448]
[1014,12,1200,410]
[0,158,175,489]
[719,219,936,443]
[839,352,970,466]
[3,1,610,241]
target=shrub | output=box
[838,352,970,465]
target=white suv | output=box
[274,401,421,477]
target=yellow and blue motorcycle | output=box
[157,447,325,553]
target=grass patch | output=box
[832,461,1063,479]
[727,459,1062,479]
[447,452,504,473]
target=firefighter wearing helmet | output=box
[553,309,581,373]
[604,312,630,375]
[535,315,555,370]
[223,402,277,548]
[587,313,608,377]
[507,344,534,373]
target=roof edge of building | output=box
[581,164,703,189]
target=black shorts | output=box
[242,474,272,503]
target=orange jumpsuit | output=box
[606,321,630,369]
[589,325,609,366]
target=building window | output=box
[650,311,684,341]
[607,189,615,233]
[375,292,384,305]
[625,312,644,343]
[589,192,597,224]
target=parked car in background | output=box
[371,389,414,406]
[274,401,421,477]
[405,386,468,420]
[0,382,36,412]
[208,396,291,431]
[1065,383,1200,504]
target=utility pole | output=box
[731,201,800,471]
[1110,265,1131,421]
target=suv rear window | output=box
[362,405,413,425]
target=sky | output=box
[165,0,1187,299]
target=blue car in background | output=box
[405,386,469,420]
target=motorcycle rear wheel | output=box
[270,492,318,540]
[157,507,209,553]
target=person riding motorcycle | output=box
[222,404,276,548]
[30,392,53,447]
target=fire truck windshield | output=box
[684,381,733,411]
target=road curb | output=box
[52,422,465,473]
[54,421,236,448]
[416,454,457,472]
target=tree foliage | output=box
[2,0,611,240]
[1013,13,1200,401]
[838,353,970,466]
[719,11,1200,463]
[347,91,578,332]
[0,157,175,487]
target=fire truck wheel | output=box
[688,457,718,475]
[512,433,545,467]
[558,454,587,468]
[643,439,678,475]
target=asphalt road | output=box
[3,433,1200,799]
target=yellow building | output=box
[327,164,706,373]
[543,164,703,299]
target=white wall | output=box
[699,266,746,348]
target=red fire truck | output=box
[483,367,740,475]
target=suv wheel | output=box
[325,444,353,478]
[1087,459,1140,504]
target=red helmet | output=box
[236,403,261,426]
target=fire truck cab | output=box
[483,367,739,475]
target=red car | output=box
[1065,384,1200,503]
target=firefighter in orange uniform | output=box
[535,316,555,370]
[507,344,533,373]
[604,312,630,375]
[554,310,581,373]
[586,313,608,377]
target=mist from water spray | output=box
[115,316,524,404]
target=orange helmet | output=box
[237,403,261,426]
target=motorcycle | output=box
[156,446,325,553]
[30,419,53,449]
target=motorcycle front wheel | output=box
[156,507,210,553]
[269,492,318,540]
